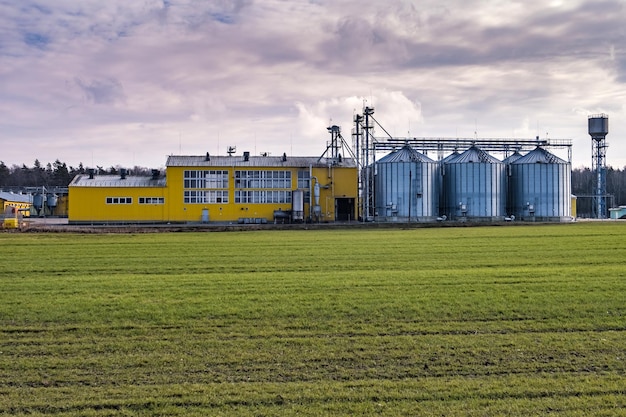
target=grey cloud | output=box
[74,77,125,105]
[2,0,626,169]
[311,0,626,72]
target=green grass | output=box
[1,223,625,416]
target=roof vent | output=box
[243,151,250,162]
[151,169,160,180]
[88,169,95,179]
[205,152,210,161]
[120,168,127,180]
[282,152,287,162]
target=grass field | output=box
[1,223,625,416]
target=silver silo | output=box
[503,151,524,216]
[510,147,571,221]
[374,145,439,221]
[442,145,506,220]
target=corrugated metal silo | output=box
[503,151,524,216]
[374,145,438,221]
[437,151,460,218]
[442,145,506,220]
[510,147,571,221]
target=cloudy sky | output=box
[1,0,625,170]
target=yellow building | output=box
[0,191,32,216]
[69,153,358,224]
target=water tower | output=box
[588,114,609,218]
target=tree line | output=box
[1,159,625,216]
[571,166,625,217]
[0,160,156,188]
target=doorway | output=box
[335,198,355,221]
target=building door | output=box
[335,198,355,221]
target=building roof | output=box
[0,191,32,203]
[513,146,567,164]
[166,154,357,168]
[70,175,167,188]
[446,145,501,164]
[378,145,435,163]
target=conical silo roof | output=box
[503,151,524,164]
[450,145,501,163]
[513,147,567,164]
[378,145,435,163]
[440,151,460,163]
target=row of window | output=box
[106,197,132,204]
[234,170,292,189]
[105,192,309,205]
[183,170,229,189]
[182,169,311,190]
[105,171,313,206]
[139,197,165,204]
[106,197,165,205]
[234,190,292,204]
[184,190,229,204]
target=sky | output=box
[1,0,625,170]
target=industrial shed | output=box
[68,152,357,224]
[69,170,167,223]
[0,191,32,216]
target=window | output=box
[139,197,165,204]
[184,190,229,204]
[106,197,132,204]
[234,190,292,204]
[297,170,310,189]
[183,170,229,204]
[234,170,291,189]
[183,170,228,189]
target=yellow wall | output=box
[69,164,358,223]
[310,165,358,222]
[165,165,358,223]
[69,187,168,223]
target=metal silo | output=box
[442,145,506,220]
[503,151,524,216]
[374,145,438,221]
[510,147,571,221]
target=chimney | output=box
[282,152,287,162]
[205,152,210,161]
[243,151,250,162]
[151,169,160,180]
[120,168,127,180]
[88,169,95,179]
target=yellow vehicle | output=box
[2,206,21,229]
